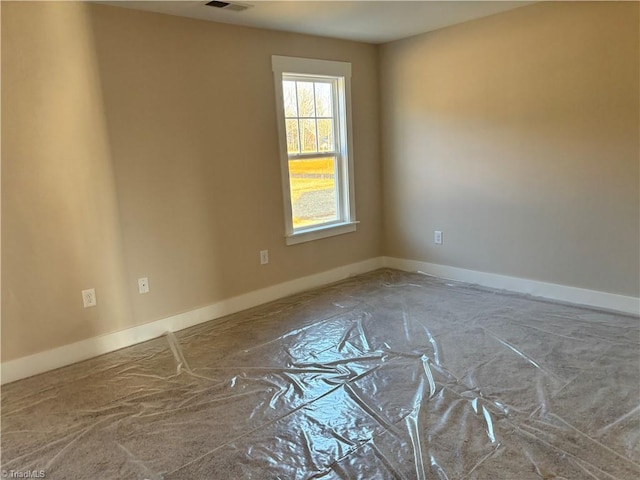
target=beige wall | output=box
[380,1,639,296]
[2,2,134,361]
[3,1,639,364]
[1,2,382,362]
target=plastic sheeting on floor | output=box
[1,269,639,479]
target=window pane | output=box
[296,82,316,117]
[315,82,332,117]
[283,81,298,117]
[317,119,334,152]
[300,119,317,153]
[286,119,300,154]
[289,157,338,229]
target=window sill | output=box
[285,221,359,246]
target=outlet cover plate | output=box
[138,277,150,294]
[82,288,97,308]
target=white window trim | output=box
[272,56,357,246]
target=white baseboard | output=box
[383,257,640,316]
[0,257,384,385]
[4,256,637,384]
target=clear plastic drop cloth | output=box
[1,269,639,479]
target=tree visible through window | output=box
[273,56,356,245]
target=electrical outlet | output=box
[138,277,149,294]
[260,250,269,265]
[82,288,97,308]
[434,230,443,245]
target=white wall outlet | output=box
[82,288,97,308]
[434,230,443,245]
[138,277,149,294]
[260,250,269,265]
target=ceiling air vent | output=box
[205,1,253,12]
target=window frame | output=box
[272,56,357,246]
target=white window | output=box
[272,56,357,245]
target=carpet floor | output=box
[1,269,638,479]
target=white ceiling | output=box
[99,1,534,44]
